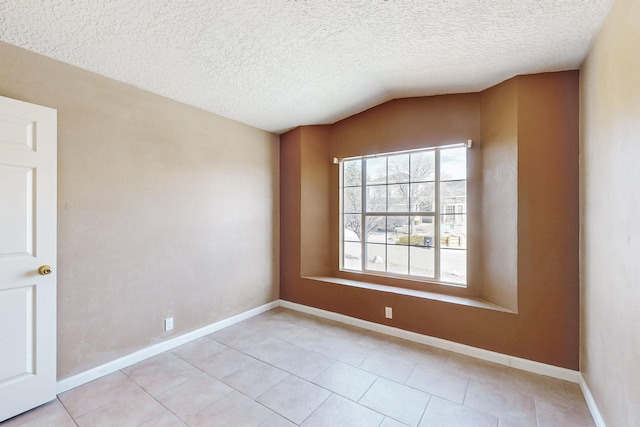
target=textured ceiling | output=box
[0,1,612,133]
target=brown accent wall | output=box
[281,72,579,368]
[0,42,280,379]
[300,126,332,277]
[280,128,303,294]
[480,78,518,311]
[516,72,580,364]
[580,0,640,424]
[330,94,484,298]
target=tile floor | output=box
[2,307,595,427]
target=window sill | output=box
[303,276,516,314]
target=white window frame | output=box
[340,144,468,286]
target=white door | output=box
[0,95,57,422]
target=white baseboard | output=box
[57,298,585,399]
[279,300,581,383]
[56,300,280,394]
[579,374,607,427]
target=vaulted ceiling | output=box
[0,1,612,133]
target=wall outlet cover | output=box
[164,317,174,332]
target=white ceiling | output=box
[1,1,612,133]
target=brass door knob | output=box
[38,265,52,275]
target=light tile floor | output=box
[2,307,595,427]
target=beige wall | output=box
[580,0,640,425]
[281,72,580,369]
[0,42,280,379]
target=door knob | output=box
[38,265,52,275]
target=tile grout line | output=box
[353,375,418,424]
[533,396,541,427]
[297,391,333,426]
[416,394,433,427]
[403,359,420,387]
[55,398,80,427]
[461,376,471,406]
[128,362,198,426]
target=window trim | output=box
[339,143,468,287]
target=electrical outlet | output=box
[164,317,174,332]
[385,307,393,319]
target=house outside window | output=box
[341,144,467,285]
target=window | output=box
[341,144,467,285]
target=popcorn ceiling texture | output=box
[0,0,612,133]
